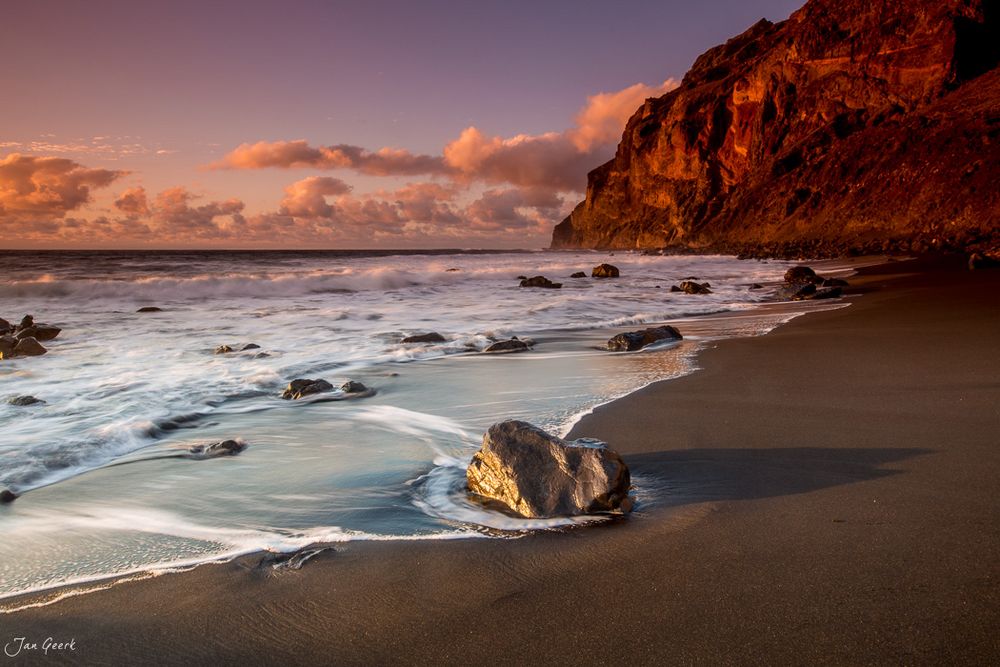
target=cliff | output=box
[551,0,1000,256]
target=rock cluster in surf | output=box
[0,314,61,360]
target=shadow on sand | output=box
[623,446,931,508]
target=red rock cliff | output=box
[551,0,1000,256]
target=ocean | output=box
[0,249,848,602]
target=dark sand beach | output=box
[6,256,999,665]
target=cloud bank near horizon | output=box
[1,79,677,247]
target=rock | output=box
[750,283,764,289]
[0,489,17,504]
[780,283,817,300]
[520,276,562,289]
[822,277,849,287]
[669,285,682,292]
[809,286,844,300]
[591,263,620,278]
[550,0,1000,257]
[968,252,1000,270]
[15,324,61,341]
[17,315,33,331]
[445,268,460,272]
[8,395,44,406]
[570,271,587,278]
[188,439,247,457]
[13,337,46,356]
[214,345,234,354]
[401,332,447,344]
[516,275,528,280]
[340,380,369,393]
[607,325,683,351]
[136,306,163,313]
[466,420,631,518]
[0,318,10,332]
[0,335,15,359]
[784,266,819,284]
[241,343,261,351]
[677,280,713,294]
[281,378,334,400]
[484,337,531,354]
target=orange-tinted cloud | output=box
[0,153,123,222]
[210,80,677,194]
[114,186,150,217]
[211,140,450,176]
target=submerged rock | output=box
[591,263,620,278]
[281,378,334,400]
[780,283,817,300]
[466,420,631,518]
[750,283,764,289]
[484,337,531,354]
[340,380,369,394]
[821,277,849,287]
[519,275,562,289]
[570,271,587,278]
[607,325,683,352]
[214,345,234,354]
[7,395,44,406]
[241,343,261,351]
[13,337,46,357]
[136,306,164,313]
[677,280,713,294]
[188,439,247,458]
[0,489,17,504]
[401,332,447,344]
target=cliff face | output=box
[552,0,1000,255]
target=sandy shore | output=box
[5,256,999,665]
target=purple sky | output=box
[1,0,802,248]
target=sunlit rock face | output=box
[552,0,1000,256]
[466,420,631,519]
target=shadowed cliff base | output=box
[552,0,1000,258]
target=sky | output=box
[0,0,802,249]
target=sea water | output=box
[0,249,847,600]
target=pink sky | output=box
[0,0,800,249]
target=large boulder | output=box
[281,378,334,400]
[484,337,531,354]
[520,276,562,289]
[0,489,17,504]
[0,318,10,333]
[16,315,33,331]
[607,325,682,352]
[401,332,447,344]
[591,263,620,278]
[466,420,632,518]
[13,337,46,357]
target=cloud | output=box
[210,79,677,195]
[278,176,353,218]
[0,153,124,222]
[114,186,150,217]
[211,140,450,176]
[151,187,246,238]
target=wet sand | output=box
[5,256,999,665]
